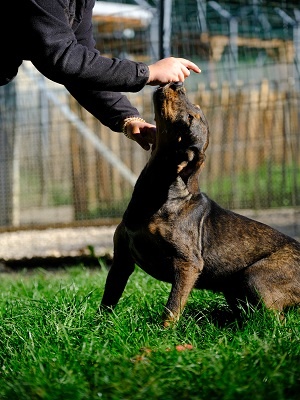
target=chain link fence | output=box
[0,1,299,245]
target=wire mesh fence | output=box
[197,79,300,209]
[0,0,299,237]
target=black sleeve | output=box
[66,86,141,132]
[27,0,149,92]
[24,0,149,130]
[63,0,142,131]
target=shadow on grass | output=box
[0,254,113,273]
[183,301,261,330]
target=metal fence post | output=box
[159,0,172,59]
[0,82,17,226]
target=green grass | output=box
[0,265,299,400]
[202,163,299,209]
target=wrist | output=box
[146,65,152,84]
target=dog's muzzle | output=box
[154,81,185,109]
[156,81,184,91]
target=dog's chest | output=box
[124,220,176,282]
[125,209,203,283]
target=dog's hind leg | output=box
[163,260,203,327]
[100,223,135,310]
[240,252,300,313]
[249,273,300,312]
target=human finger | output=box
[133,134,151,151]
[133,124,156,150]
[179,66,190,81]
[139,125,156,144]
[177,58,201,74]
[125,121,155,151]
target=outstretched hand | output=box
[147,57,201,86]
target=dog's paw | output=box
[162,309,179,328]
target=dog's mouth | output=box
[152,82,209,177]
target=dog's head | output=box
[153,82,209,182]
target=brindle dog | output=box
[101,81,300,325]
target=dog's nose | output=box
[171,82,184,88]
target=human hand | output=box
[122,117,156,151]
[147,57,201,86]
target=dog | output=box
[101,81,300,326]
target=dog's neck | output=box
[124,149,201,227]
[149,147,202,195]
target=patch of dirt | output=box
[0,208,299,270]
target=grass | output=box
[202,163,299,209]
[0,265,299,400]
[20,161,299,219]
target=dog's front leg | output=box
[100,224,135,310]
[100,257,135,310]
[163,261,202,327]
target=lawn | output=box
[0,265,299,400]
[201,163,299,210]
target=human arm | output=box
[26,1,200,90]
[25,0,198,145]
[27,0,149,92]
[42,0,147,132]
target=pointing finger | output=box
[178,58,201,73]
